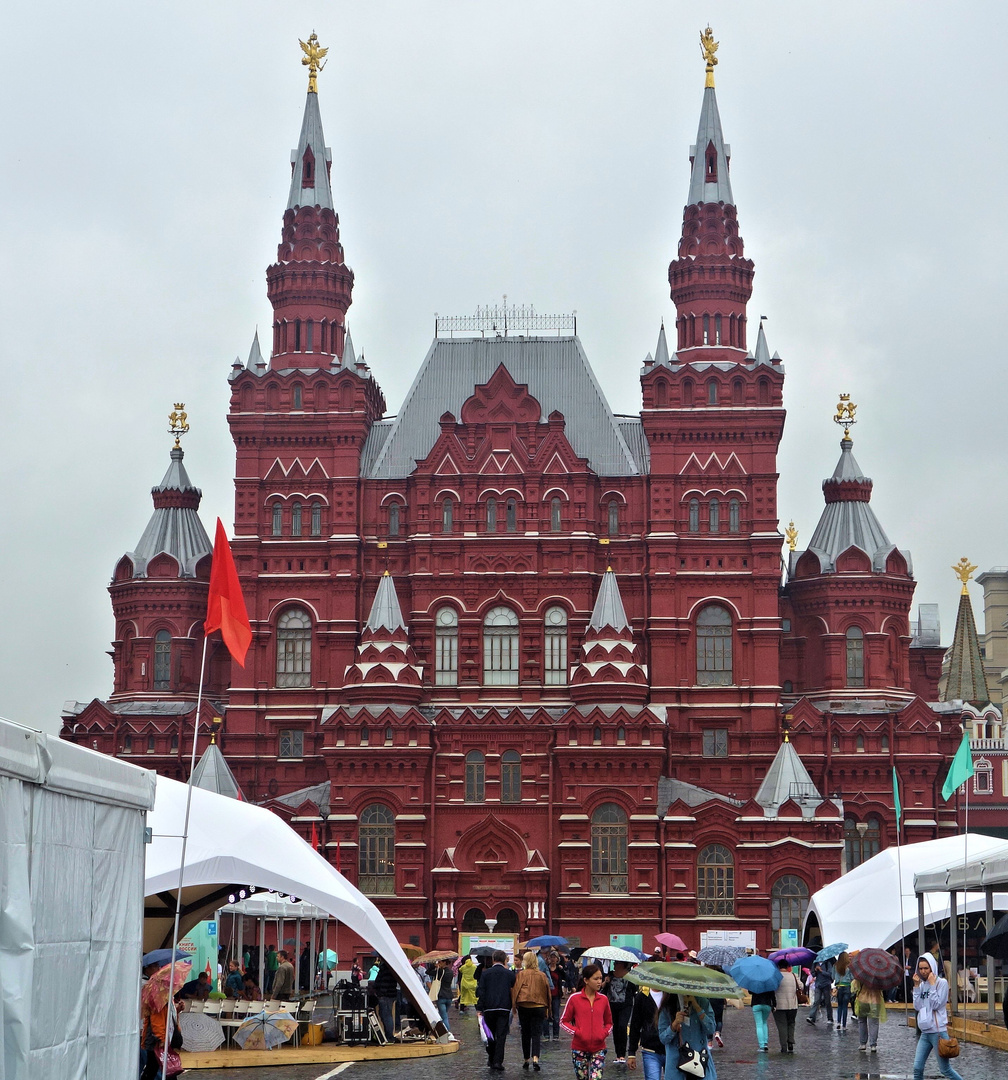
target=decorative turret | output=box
[570,568,648,704]
[266,33,354,368]
[343,573,424,703]
[190,731,244,800]
[755,734,842,820]
[942,559,991,707]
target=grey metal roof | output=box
[247,329,264,370]
[287,91,334,211]
[270,779,331,817]
[366,572,408,632]
[360,419,393,475]
[190,740,243,800]
[588,567,630,632]
[941,590,990,705]
[912,604,941,648]
[366,336,640,479]
[616,417,650,473]
[753,321,771,365]
[123,448,212,579]
[657,777,743,816]
[754,739,825,818]
[688,86,734,206]
[653,323,671,368]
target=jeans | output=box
[809,985,833,1022]
[640,1048,664,1080]
[518,1005,546,1060]
[914,1031,965,1080]
[752,1004,771,1049]
[378,996,396,1040]
[774,1008,796,1051]
[437,998,451,1031]
[711,996,724,1033]
[550,997,561,1037]
[857,1015,879,1047]
[836,985,851,1027]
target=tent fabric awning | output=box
[804,834,1008,951]
[145,775,441,1032]
[915,851,1008,893]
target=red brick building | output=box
[63,50,972,951]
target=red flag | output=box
[204,518,252,666]
[311,822,319,851]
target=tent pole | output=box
[950,888,958,1016]
[917,892,926,958]
[986,885,995,1022]
[259,917,265,992]
[162,633,210,1075]
[962,788,970,1008]
[894,807,907,1023]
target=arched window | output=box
[501,750,522,803]
[605,498,622,537]
[591,804,628,894]
[593,726,602,745]
[435,607,458,686]
[732,378,744,405]
[291,501,302,537]
[707,380,718,405]
[153,630,171,690]
[544,606,568,686]
[310,500,321,536]
[294,318,302,351]
[486,497,497,532]
[682,377,694,405]
[276,607,312,687]
[709,498,720,533]
[465,750,485,803]
[689,498,700,532]
[697,604,733,685]
[771,876,809,935]
[758,377,770,405]
[388,502,400,537]
[272,502,282,536]
[506,498,517,532]
[442,498,453,533]
[715,314,722,345]
[729,499,740,533]
[292,384,303,409]
[551,497,562,532]
[974,759,993,795]
[844,816,882,870]
[483,606,519,686]
[846,626,865,687]
[358,805,395,895]
[697,844,734,915]
[703,314,710,345]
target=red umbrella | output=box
[848,948,903,990]
[655,933,688,953]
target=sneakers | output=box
[836,1023,841,1030]
[615,1058,627,1064]
[806,1017,816,1024]
[714,1032,724,1047]
[869,1046,878,1053]
[858,1044,867,1052]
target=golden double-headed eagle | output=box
[700,26,719,87]
[300,32,328,93]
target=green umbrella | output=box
[624,961,741,999]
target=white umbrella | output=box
[178,1011,225,1052]
[581,946,640,964]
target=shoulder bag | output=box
[937,1035,960,1059]
[677,1031,709,1078]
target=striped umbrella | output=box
[848,948,903,990]
[696,945,748,969]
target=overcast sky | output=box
[2,2,1006,735]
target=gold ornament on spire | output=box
[300,31,328,93]
[700,25,719,88]
[952,556,978,595]
[168,402,189,449]
[834,393,857,439]
[785,520,798,552]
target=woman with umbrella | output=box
[912,956,965,1080]
[834,952,853,1031]
[852,979,887,1052]
[658,991,716,1080]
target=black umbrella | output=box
[980,911,1008,961]
[471,946,496,959]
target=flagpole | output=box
[893,766,907,1022]
[962,780,970,1008]
[162,632,211,1075]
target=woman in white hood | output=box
[912,955,964,1080]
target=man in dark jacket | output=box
[477,951,516,1071]
[374,958,400,1040]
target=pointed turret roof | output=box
[247,329,264,370]
[755,738,827,818]
[754,320,771,365]
[688,85,734,206]
[589,567,630,632]
[341,327,357,368]
[287,91,334,211]
[366,572,408,633]
[653,323,671,368]
[190,737,243,800]
[123,447,212,579]
[942,586,990,706]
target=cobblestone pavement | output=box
[194,1003,1006,1080]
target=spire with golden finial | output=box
[833,393,857,440]
[167,402,189,449]
[299,31,328,93]
[785,520,798,552]
[953,556,978,596]
[700,25,719,88]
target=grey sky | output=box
[2,2,1005,735]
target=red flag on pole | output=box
[311,822,319,851]
[204,518,252,666]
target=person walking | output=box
[749,989,774,1052]
[374,957,400,1040]
[806,961,834,1025]
[852,978,886,1052]
[547,952,566,1040]
[912,955,965,1080]
[513,950,552,1071]
[478,950,517,1072]
[459,956,478,1012]
[264,944,278,993]
[772,960,800,1054]
[433,958,455,1032]
[834,952,853,1030]
[626,986,665,1080]
[272,949,295,1001]
[658,993,715,1080]
[560,963,613,1080]
[603,960,636,1064]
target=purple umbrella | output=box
[768,947,817,967]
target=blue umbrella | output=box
[815,943,848,964]
[623,947,648,961]
[142,948,188,968]
[728,955,783,995]
[526,935,569,949]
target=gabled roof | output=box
[657,777,743,816]
[365,336,640,478]
[287,91,334,211]
[190,739,243,801]
[688,85,734,206]
[942,587,990,706]
[754,738,827,818]
[365,572,408,633]
[588,567,629,632]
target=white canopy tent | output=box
[146,775,443,1035]
[804,834,1008,950]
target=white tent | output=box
[145,775,443,1033]
[0,716,155,1080]
[804,834,1008,950]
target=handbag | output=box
[162,1049,184,1078]
[677,1033,708,1078]
[938,1035,960,1059]
[428,975,442,1002]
